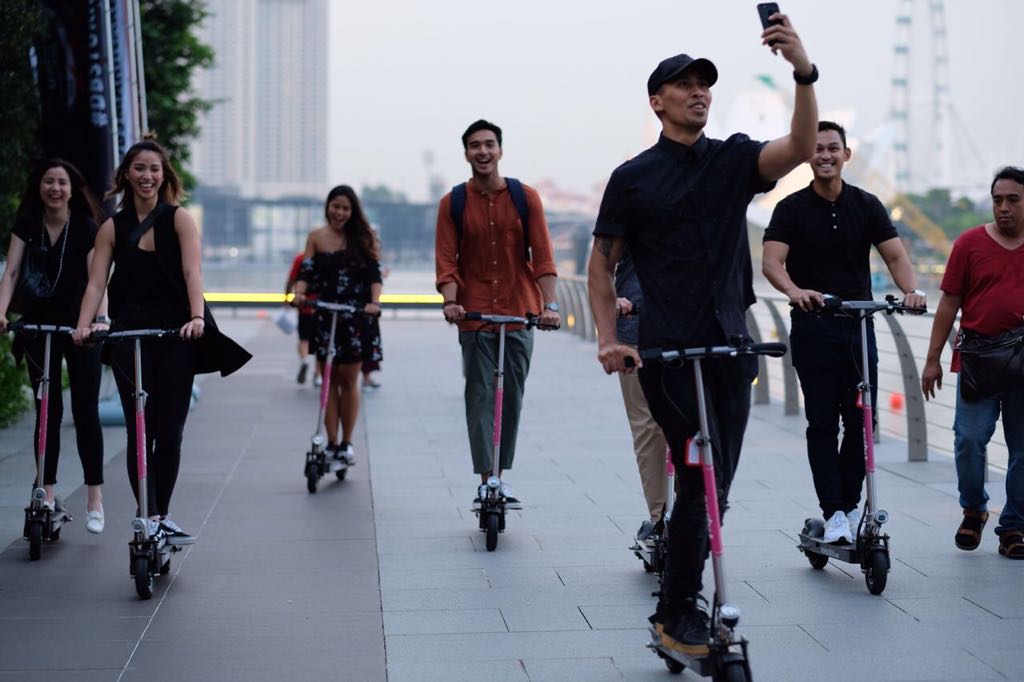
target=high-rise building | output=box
[191,0,327,199]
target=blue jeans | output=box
[953,374,1024,534]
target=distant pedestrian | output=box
[292,185,383,464]
[285,252,318,385]
[922,166,1024,559]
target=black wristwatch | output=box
[543,302,559,313]
[793,63,818,85]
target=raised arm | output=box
[756,13,818,182]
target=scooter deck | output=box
[647,625,748,677]
[798,533,862,563]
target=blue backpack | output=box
[449,178,531,262]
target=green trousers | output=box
[459,329,534,475]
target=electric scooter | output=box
[9,322,75,560]
[464,312,558,552]
[93,328,185,600]
[637,339,787,681]
[303,300,373,493]
[796,294,925,596]
[631,446,672,575]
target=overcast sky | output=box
[327,0,1022,203]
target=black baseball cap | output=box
[647,54,718,96]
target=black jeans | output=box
[23,334,104,486]
[790,313,878,519]
[639,353,757,613]
[111,336,195,517]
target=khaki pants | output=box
[619,367,668,522]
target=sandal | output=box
[998,531,1024,559]
[954,509,988,551]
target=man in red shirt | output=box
[922,166,1024,559]
[435,119,560,508]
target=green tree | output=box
[0,0,43,252]
[139,0,213,192]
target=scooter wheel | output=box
[336,467,347,481]
[134,556,154,600]
[160,558,171,575]
[865,549,888,595]
[807,552,829,570]
[305,462,318,494]
[722,660,749,682]
[28,522,42,561]
[51,527,60,541]
[663,656,684,674]
[642,559,655,574]
[485,513,499,552]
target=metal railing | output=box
[556,275,992,467]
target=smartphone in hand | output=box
[757,2,782,45]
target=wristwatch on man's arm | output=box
[543,302,559,312]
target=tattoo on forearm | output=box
[595,236,614,258]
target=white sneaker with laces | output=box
[159,518,196,545]
[846,508,861,537]
[498,481,522,509]
[823,510,853,543]
[86,507,104,534]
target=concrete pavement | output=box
[0,315,1020,681]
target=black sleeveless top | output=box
[107,204,252,377]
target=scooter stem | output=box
[314,310,339,436]
[492,322,506,480]
[860,313,877,516]
[693,358,728,605]
[34,331,52,498]
[134,338,149,521]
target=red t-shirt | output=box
[941,224,1024,371]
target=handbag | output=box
[956,324,1024,401]
[9,221,68,314]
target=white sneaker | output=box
[846,508,861,537]
[498,481,522,509]
[86,508,104,534]
[313,374,323,387]
[823,510,853,543]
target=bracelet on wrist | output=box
[442,300,457,308]
[191,315,205,323]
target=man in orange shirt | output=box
[435,119,560,507]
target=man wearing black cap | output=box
[587,12,818,656]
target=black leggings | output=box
[111,337,195,517]
[22,334,104,486]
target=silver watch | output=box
[906,289,926,297]
[94,315,111,325]
[543,302,559,313]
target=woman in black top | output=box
[0,159,109,533]
[73,138,250,544]
[292,185,382,463]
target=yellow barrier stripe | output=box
[203,292,444,305]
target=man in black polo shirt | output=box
[587,11,818,656]
[762,121,925,543]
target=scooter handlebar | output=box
[6,321,76,335]
[463,312,559,330]
[638,341,789,364]
[89,328,182,342]
[799,293,927,316]
[313,300,381,317]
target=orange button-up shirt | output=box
[435,178,558,332]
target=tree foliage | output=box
[904,189,989,240]
[0,0,43,252]
[139,0,213,192]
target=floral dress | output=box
[302,249,382,365]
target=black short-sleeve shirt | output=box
[763,181,899,300]
[594,133,775,350]
[12,213,99,325]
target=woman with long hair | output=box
[0,159,109,532]
[292,185,382,463]
[73,136,250,544]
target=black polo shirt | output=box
[763,181,898,300]
[594,133,775,350]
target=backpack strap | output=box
[449,179,532,262]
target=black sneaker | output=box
[331,441,356,466]
[296,361,309,384]
[159,518,196,546]
[656,599,710,656]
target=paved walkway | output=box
[0,315,1019,681]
